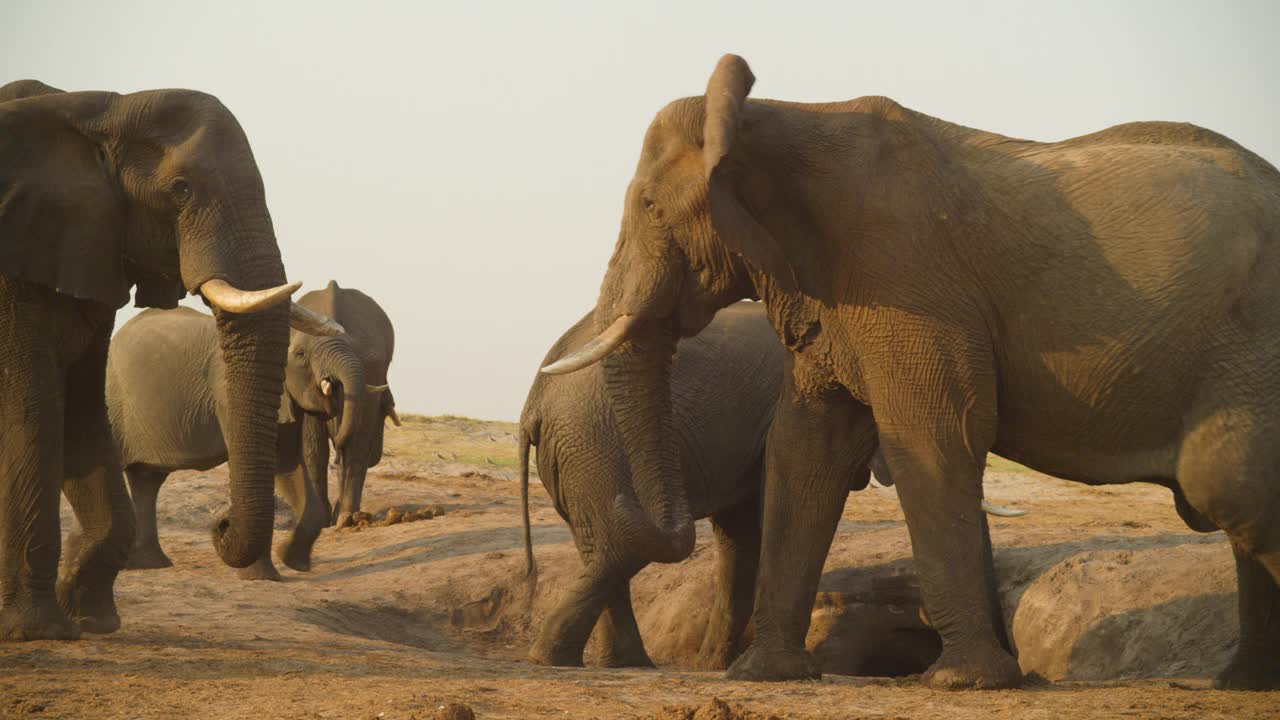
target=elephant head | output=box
[292,281,397,525]
[540,57,780,563]
[0,81,340,568]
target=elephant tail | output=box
[519,428,536,581]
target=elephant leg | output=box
[727,368,878,682]
[0,282,77,642]
[125,468,173,569]
[1213,542,1280,690]
[274,467,324,572]
[1176,393,1280,690]
[529,551,617,667]
[57,322,134,635]
[302,413,333,525]
[869,341,1020,690]
[597,573,654,668]
[698,493,761,670]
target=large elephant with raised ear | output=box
[0,80,339,640]
[107,300,381,580]
[541,55,1280,690]
[291,281,398,528]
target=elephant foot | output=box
[55,581,120,636]
[527,638,586,668]
[923,645,1023,690]
[725,644,820,682]
[278,540,313,573]
[0,601,81,642]
[236,556,283,582]
[1214,652,1280,691]
[126,543,174,570]
[694,640,740,671]
[599,645,655,669]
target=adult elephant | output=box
[523,302,1023,669]
[541,55,1280,690]
[295,281,399,528]
[107,298,385,579]
[0,80,338,640]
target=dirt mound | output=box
[1005,541,1235,680]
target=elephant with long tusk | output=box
[0,79,317,639]
[539,53,1280,690]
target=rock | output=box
[435,703,475,720]
[1004,541,1235,680]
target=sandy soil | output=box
[2,417,1278,719]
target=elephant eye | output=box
[171,178,191,203]
[641,197,656,211]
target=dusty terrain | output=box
[3,415,1278,719]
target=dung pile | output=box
[337,504,447,531]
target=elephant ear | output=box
[370,388,396,468]
[0,91,131,308]
[702,54,798,294]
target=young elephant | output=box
[519,301,783,669]
[107,296,387,580]
[520,302,1024,668]
[294,281,399,528]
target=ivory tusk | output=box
[200,278,300,314]
[289,303,345,337]
[982,499,1028,517]
[386,406,401,427]
[540,314,639,375]
[367,384,389,393]
[320,379,333,396]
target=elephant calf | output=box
[107,283,396,580]
[520,302,1023,669]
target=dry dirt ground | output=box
[3,415,1279,719]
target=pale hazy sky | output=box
[4,1,1278,419]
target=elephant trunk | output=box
[207,258,291,569]
[334,448,369,521]
[313,340,366,450]
[600,325,695,563]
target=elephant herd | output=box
[2,53,1279,694]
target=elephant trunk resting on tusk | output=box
[199,278,299,313]
[199,279,346,337]
[541,314,638,375]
